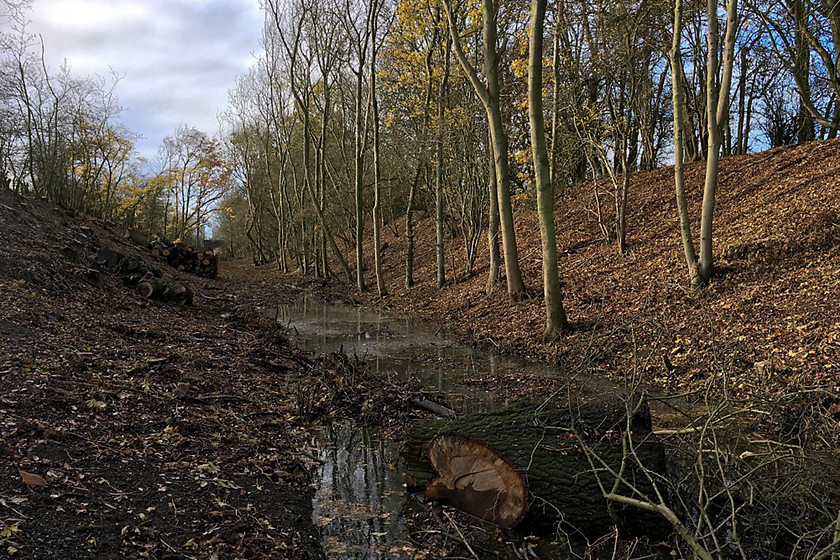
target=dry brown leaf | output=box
[19,470,47,487]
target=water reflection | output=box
[268,299,600,558]
[269,299,560,414]
[267,299,673,559]
[312,424,416,559]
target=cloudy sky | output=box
[25,0,264,163]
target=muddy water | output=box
[266,298,632,559]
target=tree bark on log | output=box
[137,274,168,299]
[124,228,151,248]
[408,398,669,537]
[163,282,193,306]
[95,248,124,269]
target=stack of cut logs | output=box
[150,241,218,278]
[96,247,193,306]
[123,229,219,279]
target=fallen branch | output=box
[410,397,456,419]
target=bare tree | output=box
[443,0,526,300]
[671,0,738,287]
[528,0,569,338]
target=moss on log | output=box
[136,274,168,299]
[409,397,669,537]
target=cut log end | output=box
[164,282,193,306]
[136,275,167,299]
[137,281,155,298]
[426,434,527,528]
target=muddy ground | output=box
[0,189,438,559]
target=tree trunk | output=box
[791,0,815,144]
[671,0,699,284]
[436,35,451,290]
[409,398,667,536]
[406,35,437,289]
[355,63,367,292]
[370,2,386,298]
[528,0,568,339]
[445,0,525,299]
[303,109,354,283]
[549,10,561,189]
[486,134,501,294]
[405,173,418,289]
[698,0,738,285]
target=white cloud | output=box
[25,0,264,160]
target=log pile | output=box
[150,240,218,279]
[123,229,219,279]
[407,397,670,538]
[95,248,193,306]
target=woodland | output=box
[1,0,840,558]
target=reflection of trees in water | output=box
[313,425,411,559]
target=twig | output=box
[159,537,197,560]
[442,510,480,560]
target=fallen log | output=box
[123,272,145,286]
[163,282,193,306]
[124,228,150,248]
[136,274,169,299]
[409,397,669,537]
[95,248,124,269]
[410,397,457,419]
[119,255,147,275]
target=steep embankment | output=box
[346,140,840,399]
[0,190,332,558]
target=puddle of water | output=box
[270,298,569,413]
[267,299,664,559]
[312,424,419,559]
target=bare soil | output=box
[0,190,421,559]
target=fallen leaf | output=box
[19,470,47,487]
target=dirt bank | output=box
[308,140,840,404]
[0,189,428,559]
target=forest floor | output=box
[0,189,435,559]
[2,138,840,559]
[310,139,840,417]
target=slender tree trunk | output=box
[406,35,437,289]
[616,82,634,256]
[486,135,501,293]
[792,0,815,144]
[484,57,525,297]
[303,107,354,283]
[370,4,386,298]
[436,36,451,289]
[445,0,525,299]
[670,0,699,283]
[549,9,561,189]
[698,0,737,285]
[355,65,367,292]
[736,48,747,155]
[529,0,568,339]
